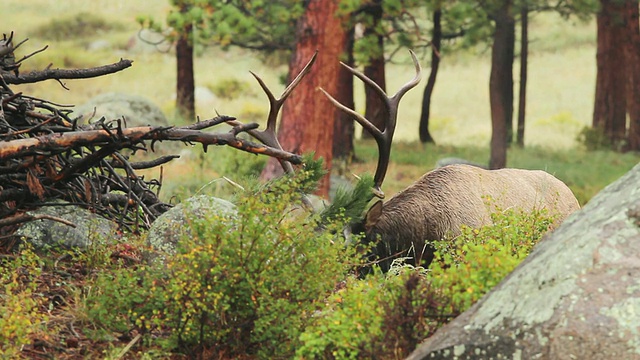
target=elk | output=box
[321,50,581,271]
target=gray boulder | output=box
[16,205,118,248]
[408,162,640,360]
[147,195,237,254]
[74,92,169,128]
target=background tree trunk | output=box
[261,0,346,197]
[593,0,627,146]
[362,1,386,138]
[624,0,640,151]
[489,1,515,169]
[176,23,195,121]
[333,27,356,160]
[516,5,528,148]
[419,8,442,144]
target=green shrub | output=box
[576,126,612,151]
[297,266,450,359]
[162,170,353,357]
[430,205,556,313]
[297,274,387,359]
[86,166,357,358]
[238,101,266,123]
[32,12,124,41]
[209,78,253,100]
[0,245,48,357]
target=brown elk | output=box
[321,50,581,271]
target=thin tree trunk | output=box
[593,0,627,146]
[176,23,195,121]
[419,8,441,144]
[516,5,528,148]
[333,27,356,160]
[261,0,346,197]
[362,1,386,138]
[505,7,516,145]
[489,1,515,169]
[624,0,640,151]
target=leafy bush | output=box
[297,265,450,360]
[209,78,253,100]
[86,165,358,358]
[32,12,124,41]
[430,205,556,313]
[576,126,612,151]
[0,245,48,357]
[239,101,266,122]
[298,206,556,359]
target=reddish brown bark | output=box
[624,0,640,151]
[261,0,347,197]
[593,0,627,146]
[489,1,515,169]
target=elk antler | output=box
[227,51,317,175]
[320,50,422,199]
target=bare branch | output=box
[2,59,133,85]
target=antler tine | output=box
[389,50,422,103]
[322,50,422,199]
[227,52,317,173]
[318,87,384,142]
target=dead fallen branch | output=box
[0,34,303,235]
[2,59,133,85]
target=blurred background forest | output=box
[4,0,639,204]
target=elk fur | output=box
[360,164,580,270]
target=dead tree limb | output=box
[0,121,303,164]
[1,59,133,84]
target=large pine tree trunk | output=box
[594,0,627,146]
[489,1,515,169]
[516,5,528,148]
[624,0,640,151]
[418,8,442,144]
[362,1,386,138]
[261,0,346,197]
[333,27,356,160]
[176,23,195,121]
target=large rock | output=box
[147,195,237,254]
[16,204,118,248]
[408,163,640,360]
[74,92,169,128]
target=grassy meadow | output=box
[4,0,638,205]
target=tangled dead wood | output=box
[0,32,302,240]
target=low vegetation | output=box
[0,165,564,358]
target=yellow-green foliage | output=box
[208,78,254,100]
[298,207,556,359]
[86,168,356,358]
[430,206,555,313]
[297,266,449,360]
[297,275,387,360]
[0,246,48,357]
